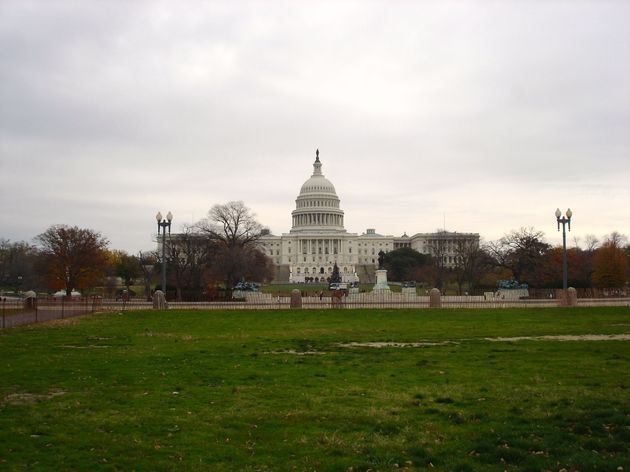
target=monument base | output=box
[372,269,391,292]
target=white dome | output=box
[299,175,337,196]
[298,151,337,196]
[290,150,345,233]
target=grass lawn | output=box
[1,307,629,471]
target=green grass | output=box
[1,307,629,471]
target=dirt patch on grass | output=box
[335,335,630,349]
[43,317,84,326]
[266,350,326,355]
[140,332,196,341]
[60,344,111,349]
[485,334,630,342]
[337,341,458,348]
[3,388,66,405]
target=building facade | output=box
[259,150,480,283]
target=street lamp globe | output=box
[156,211,173,299]
[555,207,573,292]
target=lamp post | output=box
[555,208,573,290]
[156,211,173,296]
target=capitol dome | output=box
[299,163,337,195]
[291,150,345,233]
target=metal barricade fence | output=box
[2,290,629,328]
[97,291,629,310]
[1,296,103,329]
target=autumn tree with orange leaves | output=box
[36,225,109,296]
[592,232,628,288]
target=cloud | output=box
[0,0,628,251]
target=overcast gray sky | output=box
[1,0,628,252]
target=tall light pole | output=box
[156,211,173,296]
[555,208,573,290]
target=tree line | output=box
[1,204,629,298]
[0,201,273,300]
[383,227,629,292]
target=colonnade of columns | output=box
[292,213,343,227]
[298,238,343,255]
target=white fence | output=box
[98,292,630,311]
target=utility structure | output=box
[156,211,173,296]
[555,208,573,290]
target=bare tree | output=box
[453,239,486,294]
[604,231,627,247]
[584,234,600,252]
[486,227,550,286]
[138,250,157,300]
[199,201,264,248]
[0,239,38,293]
[427,230,449,290]
[165,224,212,301]
[197,201,270,293]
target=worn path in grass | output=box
[1,307,629,471]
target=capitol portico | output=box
[259,150,479,283]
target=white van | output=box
[329,283,348,291]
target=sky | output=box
[1,0,629,253]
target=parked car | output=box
[328,283,348,291]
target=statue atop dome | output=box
[312,149,323,176]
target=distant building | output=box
[259,150,479,283]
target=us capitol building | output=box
[259,150,479,283]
